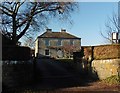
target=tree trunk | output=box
[12,15,17,46]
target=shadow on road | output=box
[2,58,98,93]
[31,58,97,90]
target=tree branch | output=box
[15,2,25,14]
[17,18,28,28]
[0,8,12,16]
[16,20,31,41]
[17,2,36,29]
[1,5,13,13]
[34,7,60,16]
[100,30,112,42]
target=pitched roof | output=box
[38,31,80,39]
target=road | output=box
[22,58,120,92]
[33,58,87,89]
[36,58,74,77]
[3,59,119,93]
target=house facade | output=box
[35,29,81,59]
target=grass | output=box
[102,75,120,85]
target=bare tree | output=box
[100,13,120,43]
[0,1,78,45]
[23,36,35,48]
[62,45,80,58]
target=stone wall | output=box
[81,44,120,80]
[3,62,34,89]
[92,59,120,80]
[2,46,31,61]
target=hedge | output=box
[82,44,120,60]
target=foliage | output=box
[0,1,78,45]
[62,45,81,58]
[82,44,120,60]
[83,46,93,61]
[94,44,120,60]
[102,75,120,85]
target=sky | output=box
[44,2,118,46]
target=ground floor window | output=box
[45,49,49,55]
[57,49,63,58]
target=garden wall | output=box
[92,59,120,79]
[2,62,34,91]
[2,46,31,61]
[81,44,120,80]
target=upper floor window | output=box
[73,40,81,46]
[57,39,62,46]
[45,39,50,46]
[70,40,73,45]
[49,39,57,46]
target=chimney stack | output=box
[61,29,66,32]
[46,29,52,32]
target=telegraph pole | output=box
[118,1,120,43]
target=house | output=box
[35,29,81,59]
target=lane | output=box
[36,58,74,78]
[32,58,84,89]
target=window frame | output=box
[45,49,50,56]
[57,39,62,46]
[45,39,50,46]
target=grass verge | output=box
[102,75,120,85]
